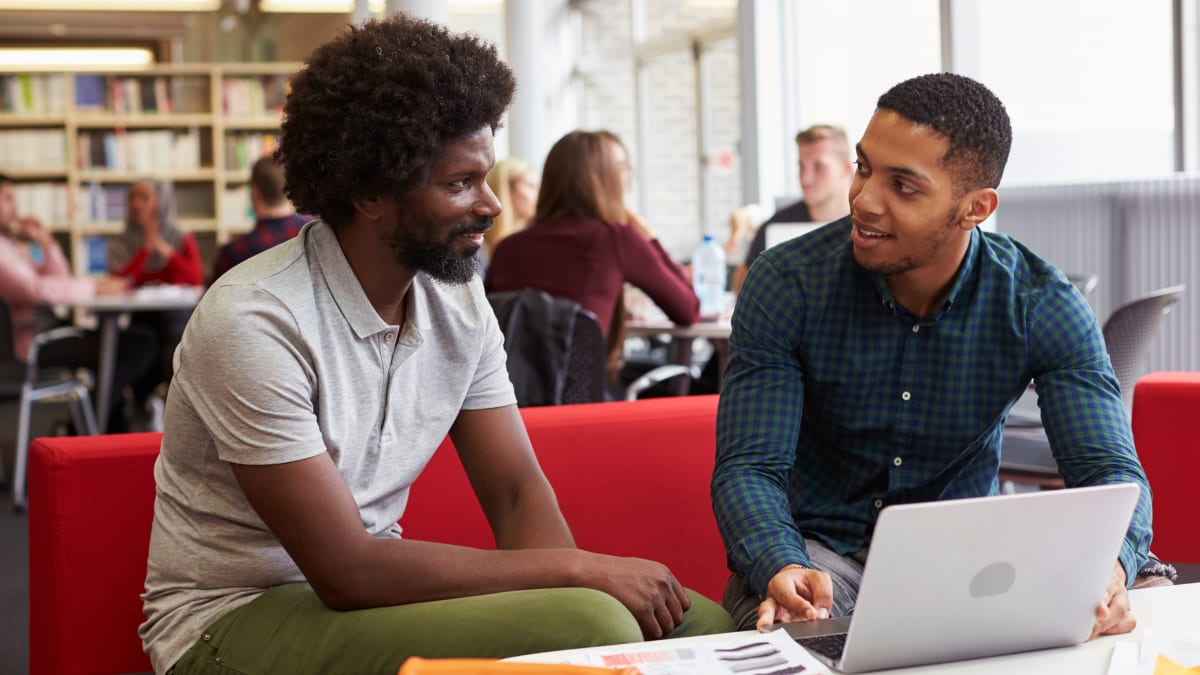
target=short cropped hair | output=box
[876,73,1012,192]
[276,13,516,227]
[249,155,287,207]
[795,124,850,160]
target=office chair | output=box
[1066,273,1099,297]
[1101,284,1186,410]
[0,298,99,511]
[488,288,690,406]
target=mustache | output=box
[450,217,492,237]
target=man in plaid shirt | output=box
[713,73,1151,641]
[211,154,308,283]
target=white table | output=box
[511,583,1200,674]
[69,286,203,432]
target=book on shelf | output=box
[1,74,67,115]
[78,128,202,172]
[78,182,130,224]
[0,128,67,170]
[74,74,107,111]
[12,182,70,227]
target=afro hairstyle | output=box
[876,73,1012,193]
[276,13,515,227]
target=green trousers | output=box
[169,583,734,674]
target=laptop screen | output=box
[764,222,821,250]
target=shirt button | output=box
[912,325,920,333]
[893,457,903,466]
[874,499,884,508]
[202,633,212,642]
[901,391,911,401]
[385,332,395,341]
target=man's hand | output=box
[582,552,691,640]
[756,563,834,629]
[1090,561,1136,639]
[18,216,52,248]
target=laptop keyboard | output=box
[796,632,848,660]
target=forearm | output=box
[327,536,585,610]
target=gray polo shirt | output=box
[139,219,516,673]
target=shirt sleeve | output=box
[0,238,94,305]
[162,234,204,285]
[712,253,812,595]
[175,284,326,465]
[462,281,518,410]
[616,226,700,326]
[1028,280,1153,586]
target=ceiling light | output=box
[258,0,499,13]
[0,47,155,70]
[0,0,218,9]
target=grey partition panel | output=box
[997,176,1198,373]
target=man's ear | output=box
[958,187,999,231]
[352,195,384,220]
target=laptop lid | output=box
[784,483,1140,673]
[764,222,821,250]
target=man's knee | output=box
[544,588,643,647]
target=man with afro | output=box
[139,14,732,674]
[714,73,1152,639]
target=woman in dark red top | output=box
[109,179,204,414]
[485,130,699,373]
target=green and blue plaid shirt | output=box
[713,217,1152,596]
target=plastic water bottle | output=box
[692,234,727,317]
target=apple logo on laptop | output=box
[970,562,1017,598]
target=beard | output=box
[856,208,959,277]
[389,212,491,285]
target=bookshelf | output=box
[0,63,301,277]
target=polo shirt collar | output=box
[308,219,431,339]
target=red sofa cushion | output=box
[28,396,728,675]
[1131,371,1200,565]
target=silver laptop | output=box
[771,483,1140,673]
[764,222,822,250]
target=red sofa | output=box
[28,395,729,675]
[1131,371,1200,566]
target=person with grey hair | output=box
[110,178,204,420]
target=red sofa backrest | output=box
[1131,371,1200,565]
[403,396,729,600]
[28,396,728,675]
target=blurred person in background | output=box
[210,154,309,283]
[110,178,204,422]
[0,172,153,432]
[733,124,854,292]
[479,156,538,273]
[485,129,699,381]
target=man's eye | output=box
[894,181,916,195]
[853,160,869,176]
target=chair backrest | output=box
[1067,273,1099,297]
[1102,285,1186,408]
[487,288,607,406]
[561,308,608,404]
